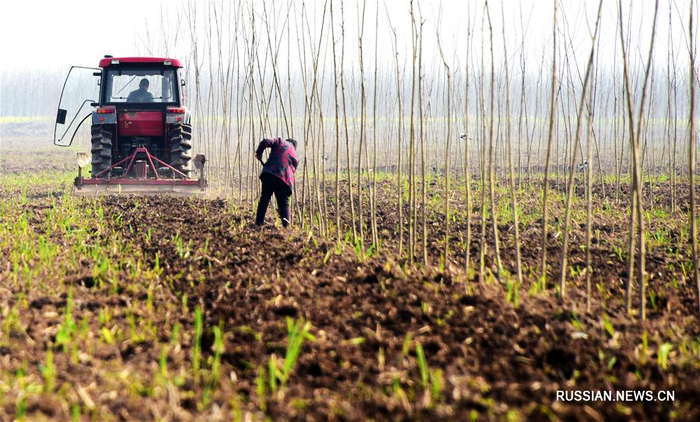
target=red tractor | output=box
[53,56,206,195]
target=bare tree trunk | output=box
[501,5,523,287]
[340,0,357,242]
[388,13,404,257]
[356,0,367,248]
[689,0,700,319]
[541,0,558,287]
[586,96,594,313]
[330,0,341,241]
[370,3,379,248]
[485,1,502,280]
[436,10,452,267]
[463,7,473,285]
[618,0,659,322]
[558,0,602,299]
[478,11,488,284]
[408,0,418,264]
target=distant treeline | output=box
[1,69,64,117]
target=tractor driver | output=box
[127,78,154,103]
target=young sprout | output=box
[39,344,56,393]
[415,341,428,389]
[256,365,267,412]
[282,317,316,385]
[193,307,203,385]
[658,343,673,370]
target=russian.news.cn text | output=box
[556,390,675,402]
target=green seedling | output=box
[569,264,583,277]
[101,327,115,345]
[431,368,444,401]
[401,333,413,359]
[153,252,163,276]
[147,283,154,313]
[80,316,89,337]
[71,403,81,422]
[602,313,615,337]
[39,344,56,392]
[282,317,316,385]
[649,290,658,311]
[532,274,547,295]
[416,341,429,389]
[256,365,267,412]
[265,317,316,392]
[570,313,584,332]
[353,239,375,262]
[210,322,225,386]
[170,323,181,346]
[159,322,181,380]
[230,395,244,422]
[16,396,27,421]
[203,237,210,254]
[414,340,443,406]
[193,306,203,385]
[173,233,192,259]
[344,337,365,346]
[3,304,21,337]
[201,323,225,409]
[269,354,280,394]
[56,287,78,352]
[99,307,112,326]
[126,311,142,343]
[506,280,520,307]
[159,343,169,379]
[611,244,624,262]
[658,343,673,370]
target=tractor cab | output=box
[54,55,206,196]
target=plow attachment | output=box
[74,178,206,196]
[73,147,207,197]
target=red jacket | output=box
[256,138,299,189]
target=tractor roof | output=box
[98,57,183,68]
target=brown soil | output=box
[2,182,698,421]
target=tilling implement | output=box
[53,56,207,196]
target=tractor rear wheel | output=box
[91,125,112,178]
[170,123,193,178]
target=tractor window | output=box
[105,69,176,104]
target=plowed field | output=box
[1,159,699,421]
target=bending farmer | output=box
[255,138,299,227]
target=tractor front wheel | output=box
[170,123,193,178]
[91,125,112,178]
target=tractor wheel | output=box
[170,123,193,178]
[90,125,112,178]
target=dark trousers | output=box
[256,173,292,226]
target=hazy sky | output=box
[1,0,162,70]
[0,0,696,73]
